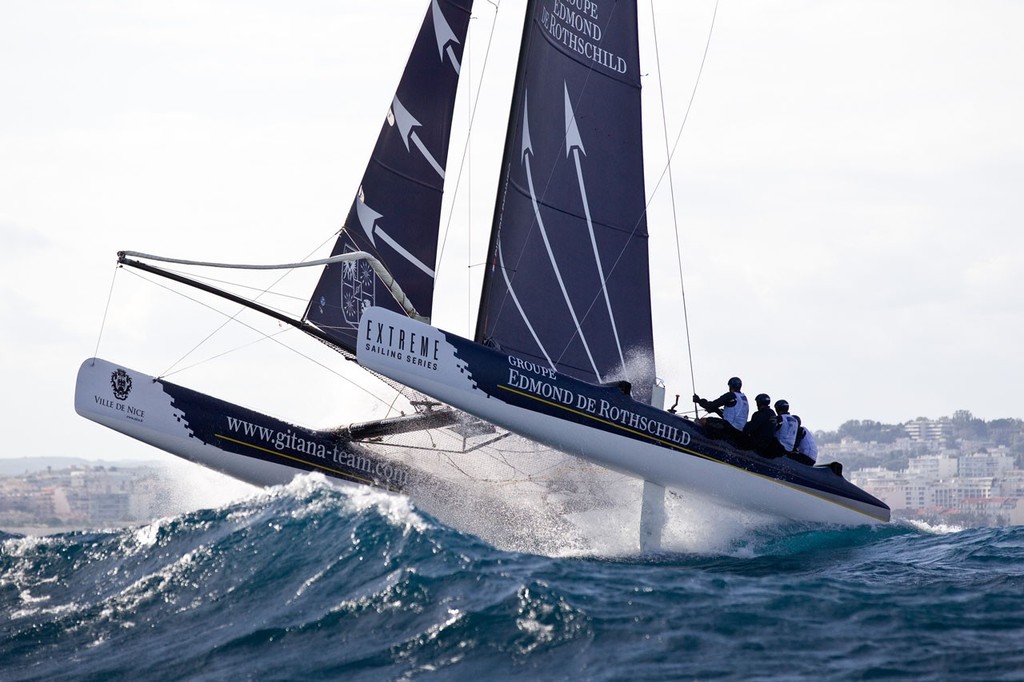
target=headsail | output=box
[475,0,655,402]
[305,0,473,352]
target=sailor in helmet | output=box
[772,399,802,457]
[743,393,778,455]
[692,377,749,439]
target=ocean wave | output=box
[3,478,1023,680]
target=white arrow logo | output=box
[356,190,435,278]
[519,91,601,381]
[389,96,446,179]
[564,83,627,377]
[431,0,462,75]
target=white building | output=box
[906,454,958,480]
[904,419,952,441]
[958,451,1015,479]
[853,453,1009,522]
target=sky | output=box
[1,0,1022,463]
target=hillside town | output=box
[2,411,1023,533]
[824,411,1024,527]
[0,460,179,535]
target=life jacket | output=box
[775,413,799,451]
[795,427,818,462]
[722,391,749,431]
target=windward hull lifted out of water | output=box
[74,358,420,492]
[357,307,890,525]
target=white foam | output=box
[339,483,430,532]
[902,518,965,535]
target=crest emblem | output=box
[341,249,375,326]
[110,369,133,401]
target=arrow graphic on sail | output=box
[520,92,602,381]
[356,193,435,278]
[390,96,446,179]
[488,95,554,370]
[431,0,462,75]
[564,84,628,379]
[497,240,555,370]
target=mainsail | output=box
[475,0,655,403]
[305,0,473,352]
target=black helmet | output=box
[755,393,771,406]
[775,399,789,413]
[728,377,742,390]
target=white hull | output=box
[75,358,381,490]
[357,308,888,525]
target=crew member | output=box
[744,393,777,454]
[772,399,802,458]
[693,377,749,436]
[792,425,818,466]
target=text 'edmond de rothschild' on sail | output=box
[305,0,474,353]
[476,0,655,403]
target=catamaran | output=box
[76,0,889,548]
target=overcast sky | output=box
[2,0,1022,463]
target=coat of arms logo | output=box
[110,369,133,401]
[341,254,376,326]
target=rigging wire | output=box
[467,14,474,337]
[119,267,401,410]
[432,0,503,335]
[91,263,121,364]
[126,263,310,307]
[123,236,337,379]
[119,245,432,419]
[123,239,428,416]
[650,0,720,415]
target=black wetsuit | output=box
[744,406,778,456]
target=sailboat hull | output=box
[74,358,621,551]
[357,307,890,525]
[75,358,412,491]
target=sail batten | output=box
[476,0,655,401]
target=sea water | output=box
[2,476,1023,681]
